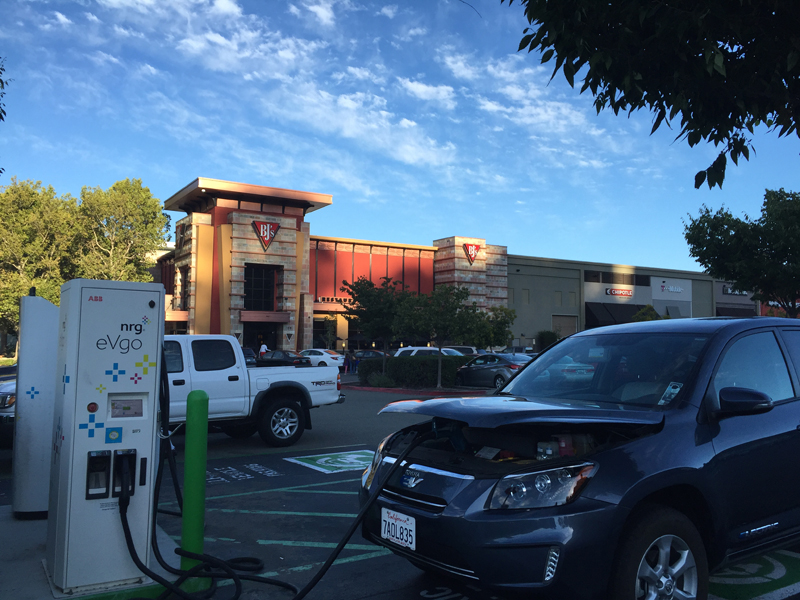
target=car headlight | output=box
[488,462,597,510]
[362,433,394,489]
[0,393,15,409]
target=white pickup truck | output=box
[164,335,344,447]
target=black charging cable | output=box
[127,346,433,599]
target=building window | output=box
[244,263,277,311]
[635,275,651,287]
[523,289,530,304]
[180,267,189,310]
[584,270,601,283]
[569,291,577,307]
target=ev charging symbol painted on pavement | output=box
[25,387,39,399]
[79,414,105,438]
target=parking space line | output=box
[217,549,393,588]
[158,477,362,505]
[207,508,358,518]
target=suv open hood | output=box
[379,395,664,428]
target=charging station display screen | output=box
[110,398,144,418]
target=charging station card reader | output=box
[45,280,165,594]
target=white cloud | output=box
[113,24,145,38]
[288,4,301,17]
[395,27,426,42]
[440,49,479,81]
[210,0,242,17]
[399,119,416,128]
[136,63,160,77]
[39,11,73,30]
[55,12,72,26]
[379,5,397,18]
[89,51,121,66]
[307,1,335,27]
[397,78,456,110]
[85,12,101,23]
[332,66,385,84]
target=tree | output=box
[340,277,408,374]
[504,0,800,189]
[632,305,665,322]
[484,305,516,349]
[396,285,480,388]
[684,188,800,317]
[77,178,170,281]
[0,179,82,352]
[0,57,8,176]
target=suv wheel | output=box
[610,506,708,600]
[258,399,305,447]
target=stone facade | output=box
[432,236,508,310]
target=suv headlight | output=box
[488,462,597,510]
[0,393,15,409]
[362,433,394,489]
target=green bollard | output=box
[180,390,209,573]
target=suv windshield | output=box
[503,332,710,410]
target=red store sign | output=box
[463,244,481,265]
[605,288,633,298]
[252,221,280,251]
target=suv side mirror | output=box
[714,387,773,418]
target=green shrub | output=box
[537,330,560,351]
[359,355,472,388]
[367,372,397,388]
[356,358,384,385]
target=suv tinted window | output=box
[164,341,184,373]
[712,331,794,405]
[191,339,237,372]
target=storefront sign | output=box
[605,288,633,297]
[660,284,684,293]
[252,221,280,251]
[722,285,748,296]
[463,244,480,265]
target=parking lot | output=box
[2,384,800,599]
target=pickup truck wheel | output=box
[222,423,258,439]
[258,399,305,447]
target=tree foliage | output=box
[632,305,665,322]
[684,189,800,317]
[504,0,800,189]
[340,277,408,373]
[0,178,171,344]
[396,285,481,388]
[78,179,170,282]
[0,179,81,339]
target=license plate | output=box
[381,508,416,550]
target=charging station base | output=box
[0,506,181,600]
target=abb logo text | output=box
[88,296,103,302]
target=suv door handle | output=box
[173,379,185,386]
[228,375,239,381]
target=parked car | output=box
[165,335,342,446]
[455,353,532,389]
[502,345,536,355]
[0,377,15,448]
[361,317,800,599]
[256,350,312,368]
[393,347,464,357]
[353,350,388,360]
[444,346,487,356]
[0,363,17,382]
[300,348,345,369]
[241,347,257,367]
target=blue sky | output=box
[2,0,799,272]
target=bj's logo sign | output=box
[463,244,481,265]
[606,288,633,297]
[252,221,280,251]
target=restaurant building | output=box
[157,178,759,351]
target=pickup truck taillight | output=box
[337,372,341,390]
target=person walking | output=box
[259,342,269,358]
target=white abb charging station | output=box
[45,279,165,594]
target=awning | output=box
[666,305,683,318]
[716,306,757,317]
[605,303,647,324]
[585,302,615,328]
